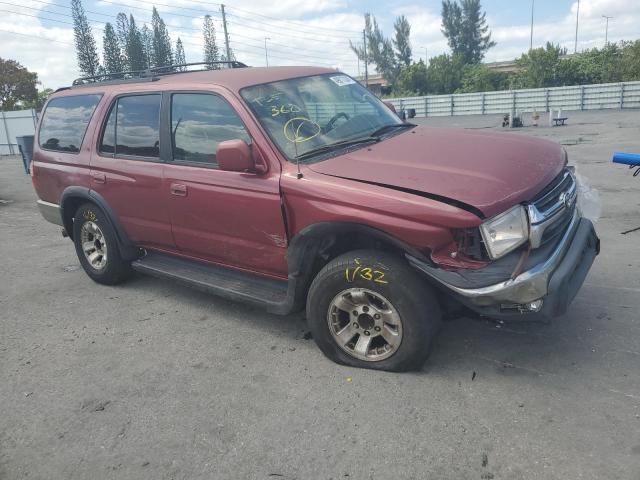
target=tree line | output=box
[71,0,232,78]
[354,0,640,97]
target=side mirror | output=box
[383,101,397,114]
[217,139,254,172]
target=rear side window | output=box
[39,94,101,153]
[99,94,161,158]
[171,93,250,166]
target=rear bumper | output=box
[37,200,63,226]
[408,214,599,318]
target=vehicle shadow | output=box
[124,271,613,379]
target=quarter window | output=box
[171,93,250,167]
[99,94,161,158]
[39,95,101,153]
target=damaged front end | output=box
[408,168,600,319]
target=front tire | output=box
[306,250,441,372]
[72,203,132,285]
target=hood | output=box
[308,126,566,218]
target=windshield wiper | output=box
[295,137,380,161]
[369,122,416,138]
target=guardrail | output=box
[387,81,640,117]
[0,109,38,155]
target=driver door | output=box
[163,91,288,278]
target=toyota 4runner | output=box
[31,63,599,371]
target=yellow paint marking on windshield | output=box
[283,117,321,143]
[271,104,302,117]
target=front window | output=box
[241,73,403,162]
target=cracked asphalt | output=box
[1,109,640,479]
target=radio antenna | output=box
[294,131,303,179]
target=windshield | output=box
[240,73,403,161]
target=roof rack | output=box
[71,61,248,87]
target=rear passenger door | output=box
[90,93,174,249]
[163,91,288,277]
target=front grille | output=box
[528,169,577,248]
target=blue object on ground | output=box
[613,151,640,166]
[15,135,34,174]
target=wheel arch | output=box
[60,187,138,260]
[286,222,430,310]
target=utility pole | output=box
[602,15,613,45]
[574,0,580,53]
[420,46,427,63]
[530,0,534,50]
[362,29,368,88]
[220,4,231,63]
[264,37,270,66]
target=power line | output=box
[0,7,357,68]
[20,0,357,62]
[225,10,357,39]
[0,27,73,46]
[225,4,361,34]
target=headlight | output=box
[479,205,529,260]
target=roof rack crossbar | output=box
[71,61,248,86]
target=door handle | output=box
[91,172,106,184]
[170,183,187,196]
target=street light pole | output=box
[264,37,270,67]
[574,0,580,53]
[602,15,613,45]
[530,0,535,51]
[420,46,427,63]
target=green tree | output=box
[203,15,220,68]
[175,38,186,70]
[71,0,100,77]
[126,15,146,71]
[103,23,125,74]
[512,42,566,88]
[618,40,640,81]
[460,63,508,92]
[350,13,412,86]
[396,60,428,95]
[23,88,53,111]
[441,0,495,64]
[141,24,154,68]
[425,53,465,94]
[0,58,38,110]
[152,7,173,68]
[393,15,412,68]
[115,13,129,52]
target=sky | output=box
[1,0,639,89]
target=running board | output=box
[132,251,294,314]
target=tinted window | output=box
[115,95,160,157]
[99,103,116,154]
[39,95,101,153]
[171,93,250,166]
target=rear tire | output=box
[72,203,132,285]
[306,250,441,372]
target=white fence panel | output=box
[0,109,37,155]
[387,81,640,118]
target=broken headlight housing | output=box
[479,205,529,260]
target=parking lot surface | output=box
[1,110,640,479]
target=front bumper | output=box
[408,213,599,318]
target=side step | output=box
[132,251,293,314]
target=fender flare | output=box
[60,187,139,260]
[288,222,428,273]
[284,222,431,309]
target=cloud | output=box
[1,0,638,89]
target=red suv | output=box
[32,64,599,371]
